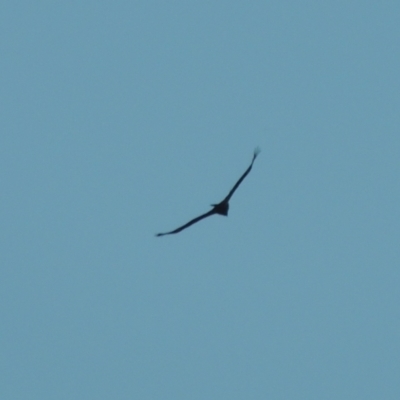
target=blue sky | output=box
[1,2,399,399]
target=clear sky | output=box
[1,2,399,399]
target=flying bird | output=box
[156,147,260,237]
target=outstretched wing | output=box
[222,147,261,203]
[156,209,216,237]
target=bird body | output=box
[156,147,260,237]
[210,201,229,216]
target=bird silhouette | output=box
[156,147,260,237]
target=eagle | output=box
[156,147,260,237]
